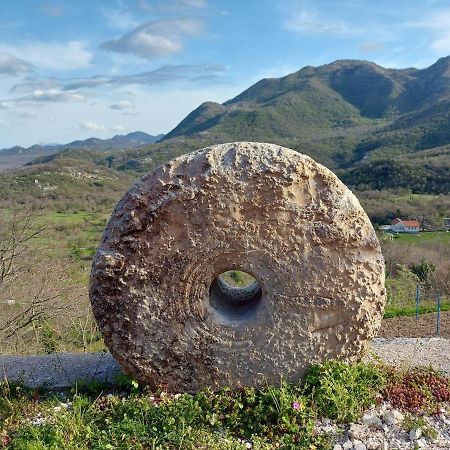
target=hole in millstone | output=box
[209,270,263,320]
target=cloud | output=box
[110,100,138,115]
[0,52,34,75]
[284,9,353,35]
[110,100,134,110]
[100,18,203,59]
[15,111,38,118]
[20,89,84,103]
[103,8,139,30]
[0,101,13,109]
[0,41,92,70]
[111,125,126,132]
[1,89,85,108]
[79,121,106,131]
[40,3,64,17]
[359,41,385,53]
[179,0,207,7]
[407,10,450,53]
[11,64,226,95]
[123,109,139,116]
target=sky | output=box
[0,0,449,148]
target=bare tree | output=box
[0,212,76,350]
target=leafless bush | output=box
[0,212,82,352]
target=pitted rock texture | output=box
[89,142,385,392]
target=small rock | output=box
[415,438,427,448]
[383,410,404,426]
[53,406,62,412]
[342,440,353,449]
[322,417,331,426]
[366,438,379,450]
[348,423,368,440]
[378,443,389,450]
[409,428,422,441]
[333,445,343,450]
[353,440,367,450]
[363,413,383,429]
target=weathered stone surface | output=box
[89,142,385,392]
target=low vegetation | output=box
[1,361,449,449]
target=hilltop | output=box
[0,131,164,170]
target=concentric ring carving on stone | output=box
[89,142,385,392]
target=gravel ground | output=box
[370,337,450,376]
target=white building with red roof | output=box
[390,218,421,233]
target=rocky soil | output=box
[316,402,450,450]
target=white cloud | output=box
[15,111,38,118]
[100,18,203,59]
[110,100,134,109]
[40,3,64,17]
[22,89,84,103]
[123,108,139,115]
[359,41,385,53]
[0,41,92,71]
[407,10,450,53]
[0,52,33,75]
[79,121,106,131]
[179,0,207,7]
[111,125,126,132]
[103,8,139,30]
[0,101,13,109]
[284,9,354,35]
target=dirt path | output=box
[378,311,450,339]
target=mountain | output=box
[162,57,450,169]
[0,132,164,170]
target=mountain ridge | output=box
[161,57,450,168]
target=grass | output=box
[1,361,449,450]
[390,231,450,245]
[384,300,450,319]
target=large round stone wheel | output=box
[89,142,385,392]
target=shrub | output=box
[304,360,385,423]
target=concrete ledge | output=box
[0,352,122,389]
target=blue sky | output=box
[0,0,449,147]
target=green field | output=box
[388,230,450,245]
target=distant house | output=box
[444,218,450,231]
[390,218,421,233]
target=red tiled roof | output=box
[401,220,420,227]
[391,218,420,227]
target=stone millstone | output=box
[89,142,385,392]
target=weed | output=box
[304,360,385,423]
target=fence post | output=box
[415,284,420,321]
[436,291,441,337]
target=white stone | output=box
[348,423,369,440]
[363,413,383,429]
[333,445,343,450]
[415,438,427,448]
[383,410,404,426]
[409,428,422,441]
[353,442,367,450]
[342,440,353,449]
